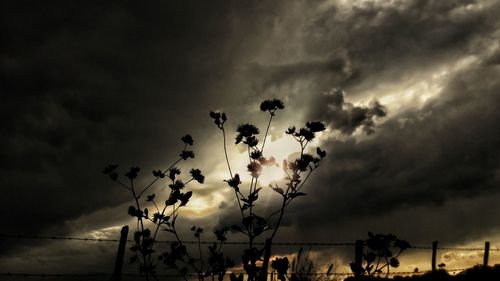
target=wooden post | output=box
[259,239,272,281]
[354,240,364,277]
[484,241,490,267]
[431,241,438,272]
[113,226,129,281]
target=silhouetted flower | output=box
[190,168,205,184]
[258,156,276,166]
[169,167,181,181]
[181,135,194,146]
[271,257,289,281]
[169,180,185,190]
[297,128,315,141]
[125,167,141,180]
[247,162,262,178]
[250,151,262,160]
[226,174,241,191]
[306,121,326,132]
[260,99,285,113]
[180,150,195,160]
[390,257,400,268]
[245,136,259,147]
[237,124,259,137]
[146,194,155,202]
[285,126,296,135]
[152,170,165,178]
[294,154,317,171]
[210,111,227,129]
[235,123,260,146]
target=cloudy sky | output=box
[2,0,500,278]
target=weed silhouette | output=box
[210,99,327,281]
[104,136,232,281]
[349,233,410,278]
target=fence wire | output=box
[0,268,471,278]
[1,234,498,251]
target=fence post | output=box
[354,240,364,277]
[259,239,272,281]
[431,241,438,272]
[484,241,490,267]
[113,225,129,281]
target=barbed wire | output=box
[1,234,498,251]
[0,268,472,278]
[0,234,354,246]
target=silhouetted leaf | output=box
[289,192,306,199]
[316,147,327,159]
[103,164,118,175]
[179,191,192,206]
[394,239,411,250]
[272,186,284,195]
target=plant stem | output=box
[221,127,245,220]
[138,157,183,198]
[222,128,233,178]
[260,114,274,154]
[131,181,150,281]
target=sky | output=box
[1,0,500,278]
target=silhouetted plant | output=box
[270,248,336,281]
[350,233,410,278]
[104,136,231,281]
[210,99,327,281]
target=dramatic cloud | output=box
[1,0,500,277]
[311,88,387,135]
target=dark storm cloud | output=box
[0,0,273,236]
[249,0,499,101]
[290,52,500,243]
[311,88,387,135]
[2,0,500,275]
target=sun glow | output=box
[259,165,286,185]
[239,134,302,185]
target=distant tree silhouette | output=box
[210,99,327,281]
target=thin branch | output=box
[138,157,183,198]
